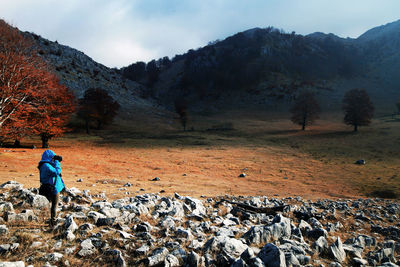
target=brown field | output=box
[1,110,399,200]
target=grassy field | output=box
[0,110,399,200]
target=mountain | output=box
[121,22,400,114]
[22,32,157,115]
[356,19,400,91]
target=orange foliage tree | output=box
[0,19,75,147]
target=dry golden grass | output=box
[0,110,399,200]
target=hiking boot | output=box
[49,218,56,227]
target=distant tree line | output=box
[120,56,172,89]
[125,27,362,104]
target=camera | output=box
[53,155,63,162]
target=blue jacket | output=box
[38,150,65,194]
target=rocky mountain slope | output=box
[121,20,400,113]
[0,180,399,266]
[22,32,157,115]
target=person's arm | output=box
[52,160,62,176]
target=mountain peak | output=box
[357,19,400,41]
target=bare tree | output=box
[290,91,320,130]
[342,88,374,132]
[174,97,188,131]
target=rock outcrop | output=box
[0,181,399,266]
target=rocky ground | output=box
[0,181,398,267]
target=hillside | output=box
[121,21,400,114]
[22,32,158,116]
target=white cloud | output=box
[0,0,399,67]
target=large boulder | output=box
[329,237,346,263]
[258,243,287,267]
[203,235,248,259]
[31,195,50,209]
[0,262,25,267]
[242,214,292,245]
[147,247,169,267]
[0,181,23,190]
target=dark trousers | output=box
[49,192,59,221]
[39,184,59,223]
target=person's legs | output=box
[50,192,59,225]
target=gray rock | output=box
[313,236,329,255]
[118,230,133,239]
[78,239,96,257]
[64,215,78,232]
[351,257,368,267]
[44,252,63,262]
[242,215,291,245]
[185,251,200,267]
[258,243,287,267]
[165,254,180,267]
[0,202,14,213]
[87,211,107,223]
[355,159,366,165]
[91,201,112,210]
[231,258,247,267]
[159,216,176,230]
[204,236,248,258]
[0,225,8,235]
[99,207,121,218]
[148,247,169,266]
[176,228,192,239]
[307,228,328,240]
[65,230,76,241]
[5,210,37,222]
[136,244,149,256]
[0,244,17,254]
[240,247,256,262]
[329,237,346,263]
[96,217,115,226]
[105,249,126,267]
[184,197,206,216]
[0,262,25,267]
[0,181,23,190]
[31,195,50,209]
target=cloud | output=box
[0,0,399,67]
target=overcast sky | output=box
[0,0,399,68]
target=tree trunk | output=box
[13,139,21,148]
[354,124,358,132]
[97,120,102,130]
[41,135,49,148]
[302,123,305,131]
[85,119,90,134]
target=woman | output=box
[38,150,65,226]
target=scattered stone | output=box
[238,173,246,178]
[147,247,169,266]
[355,159,366,165]
[0,262,25,267]
[0,225,8,235]
[151,177,160,181]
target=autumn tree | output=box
[78,88,120,133]
[342,88,374,132]
[174,97,188,131]
[290,91,321,130]
[0,19,75,147]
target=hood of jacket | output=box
[40,150,56,163]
